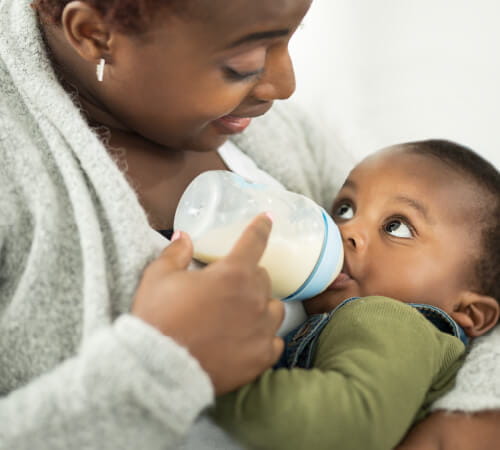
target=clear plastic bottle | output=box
[174,170,344,301]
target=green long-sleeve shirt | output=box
[213,297,465,450]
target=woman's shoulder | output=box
[231,101,319,158]
[231,101,354,208]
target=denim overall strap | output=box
[275,298,468,371]
[274,312,332,369]
[407,303,469,346]
[274,297,360,370]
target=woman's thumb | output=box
[159,231,194,272]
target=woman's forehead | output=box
[179,0,312,35]
[147,0,311,56]
[193,0,312,19]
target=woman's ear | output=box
[60,1,113,63]
[450,291,500,338]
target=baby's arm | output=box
[213,297,465,450]
[397,323,500,449]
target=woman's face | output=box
[89,0,312,151]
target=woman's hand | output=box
[396,410,500,450]
[132,214,284,396]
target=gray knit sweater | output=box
[1,1,499,449]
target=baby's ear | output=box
[450,292,500,338]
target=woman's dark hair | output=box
[31,0,190,32]
[404,139,500,302]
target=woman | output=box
[0,0,498,448]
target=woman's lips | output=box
[212,115,252,134]
[327,272,353,290]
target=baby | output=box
[212,139,500,450]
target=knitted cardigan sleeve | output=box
[0,316,214,450]
[0,153,213,449]
[432,326,500,412]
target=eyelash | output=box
[382,215,417,238]
[332,199,354,220]
[223,67,263,82]
[333,200,417,238]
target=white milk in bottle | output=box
[174,170,344,302]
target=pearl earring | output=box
[96,58,106,82]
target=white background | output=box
[289,0,500,167]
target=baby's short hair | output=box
[402,139,500,302]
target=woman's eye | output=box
[334,203,354,220]
[224,67,263,82]
[384,220,413,238]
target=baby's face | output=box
[305,146,481,315]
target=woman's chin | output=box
[182,132,229,152]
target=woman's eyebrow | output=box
[226,29,290,49]
[394,196,433,223]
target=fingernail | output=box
[171,231,182,242]
[265,212,274,223]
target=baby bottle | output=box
[174,170,344,302]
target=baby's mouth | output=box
[327,261,354,290]
[327,272,353,290]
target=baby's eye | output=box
[384,219,413,238]
[334,203,354,220]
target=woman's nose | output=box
[252,46,296,101]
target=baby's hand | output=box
[132,214,284,395]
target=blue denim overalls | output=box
[275,297,468,370]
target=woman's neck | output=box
[102,128,228,230]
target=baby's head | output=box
[305,139,500,337]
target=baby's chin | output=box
[303,287,357,315]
